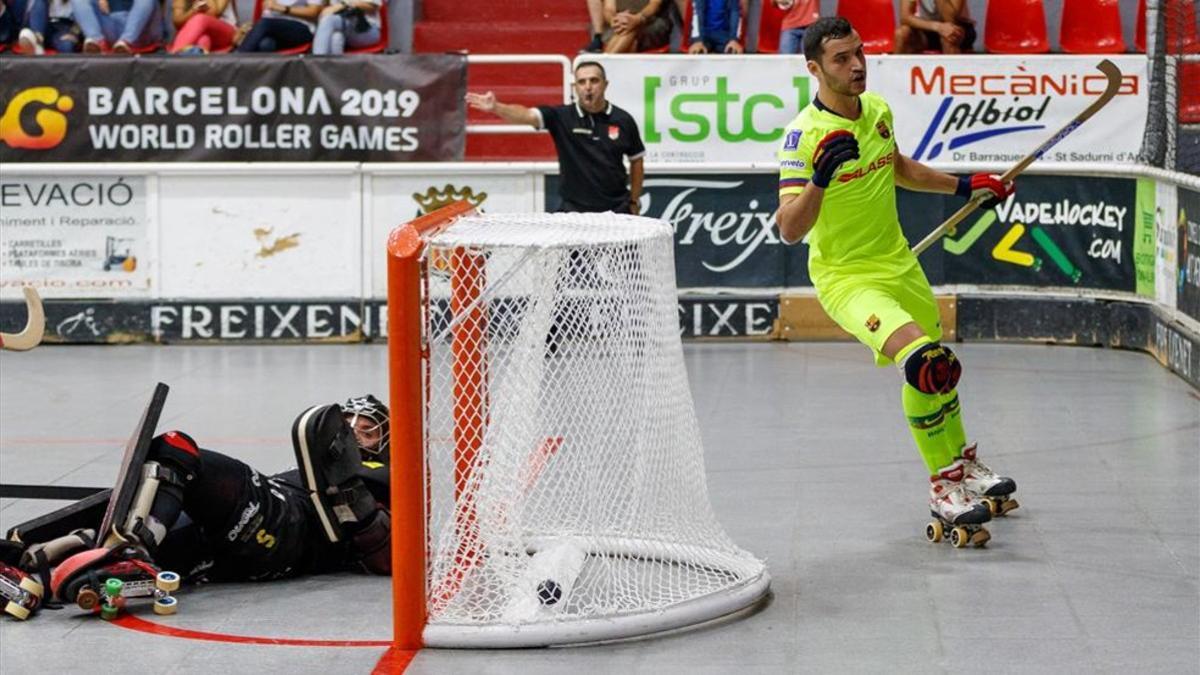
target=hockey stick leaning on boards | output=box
[910,58,1124,257]
[0,287,46,351]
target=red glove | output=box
[956,173,1014,209]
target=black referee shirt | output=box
[536,101,646,212]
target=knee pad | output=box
[148,431,202,476]
[903,342,962,394]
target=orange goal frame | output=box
[386,200,479,649]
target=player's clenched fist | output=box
[811,130,860,188]
[956,173,1014,209]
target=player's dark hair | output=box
[803,16,855,62]
[575,61,607,81]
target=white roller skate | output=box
[926,460,992,548]
[960,443,1019,517]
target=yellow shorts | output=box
[817,264,942,366]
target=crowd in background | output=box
[0,0,385,54]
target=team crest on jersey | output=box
[608,125,620,140]
[875,121,891,139]
[783,129,802,151]
[865,314,881,332]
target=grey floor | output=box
[0,342,1197,674]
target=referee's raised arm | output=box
[465,91,542,129]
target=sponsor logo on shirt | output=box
[608,124,620,140]
[783,129,802,151]
[780,159,807,169]
[837,150,895,183]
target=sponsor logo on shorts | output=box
[226,501,261,542]
[865,314,881,332]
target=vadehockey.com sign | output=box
[0,55,466,162]
[588,55,1147,167]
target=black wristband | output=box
[955,175,971,198]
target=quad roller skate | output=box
[0,562,45,620]
[960,443,1019,517]
[926,460,992,548]
[50,545,180,619]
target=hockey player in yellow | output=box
[776,17,1019,546]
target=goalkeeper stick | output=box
[911,59,1124,256]
[0,287,46,351]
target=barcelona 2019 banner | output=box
[0,54,467,162]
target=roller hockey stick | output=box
[0,287,45,351]
[912,59,1124,256]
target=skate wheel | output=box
[156,571,180,592]
[950,527,969,549]
[152,595,178,616]
[100,604,119,621]
[76,587,100,611]
[925,521,944,543]
[999,498,1019,516]
[4,601,31,621]
[982,498,998,517]
[104,578,124,598]
[18,576,44,599]
[972,528,991,548]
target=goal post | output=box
[387,202,770,649]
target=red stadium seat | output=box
[1181,61,1200,124]
[1136,0,1199,53]
[835,0,894,54]
[984,0,1049,53]
[756,0,787,53]
[1060,0,1125,54]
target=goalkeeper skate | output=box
[959,443,1019,517]
[50,545,179,619]
[926,460,992,548]
[0,562,45,620]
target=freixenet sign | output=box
[0,55,466,162]
[587,55,1148,168]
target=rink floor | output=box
[0,341,1197,674]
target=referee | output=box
[466,61,646,214]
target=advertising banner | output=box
[589,55,1147,168]
[873,55,1148,165]
[1178,187,1200,323]
[0,175,151,298]
[0,55,466,162]
[546,172,810,288]
[1152,181,1178,308]
[940,176,1137,290]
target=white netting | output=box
[416,212,767,646]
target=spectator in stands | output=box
[895,0,975,54]
[0,0,27,47]
[17,0,81,53]
[311,0,379,55]
[237,0,324,53]
[169,0,237,53]
[688,0,743,54]
[583,0,603,52]
[466,61,646,215]
[70,0,164,53]
[774,0,819,54]
[602,0,670,53]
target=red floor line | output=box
[112,614,391,648]
[371,647,419,674]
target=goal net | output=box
[387,203,770,648]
